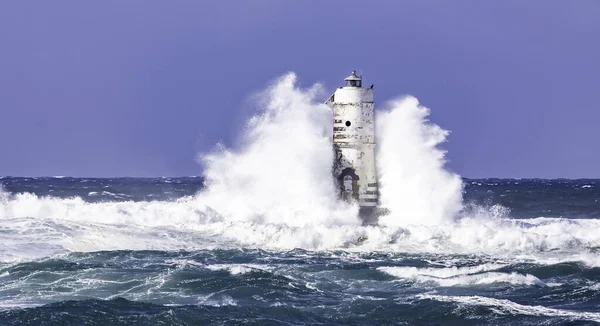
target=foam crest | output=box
[379,265,544,287]
[436,272,545,287]
[419,294,600,322]
[198,294,238,307]
[204,264,273,275]
[2,186,600,264]
[378,263,506,278]
[376,96,463,226]
[0,191,200,226]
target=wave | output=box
[419,294,600,322]
[379,265,545,287]
[204,264,274,275]
[196,74,356,228]
[376,96,463,226]
[1,73,600,264]
[2,189,600,265]
[378,263,507,278]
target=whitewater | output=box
[1,73,600,324]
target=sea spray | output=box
[196,75,464,227]
[0,75,464,230]
[376,96,463,226]
[196,73,358,227]
[0,74,599,260]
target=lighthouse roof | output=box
[344,70,362,81]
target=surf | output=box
[0,73,599,267]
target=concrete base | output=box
[358,207,390,226]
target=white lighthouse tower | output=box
[326,71,379,223]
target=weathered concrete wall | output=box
[331,87,378,208]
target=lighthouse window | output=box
[346,80,361,87]
[345,121,351,127]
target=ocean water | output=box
[1,74,599,325]
[1,178,600,325]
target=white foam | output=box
[199,294,237,307]
[438,272,545,287]
[376,96,463,226]
[378,263,506,278]
[419,294,600,322]
[2,188,600,265]
[195,73,357,228]
[379,265,544,287]
[0,73,599,265]
[204,264,273,275]
[589,283,600,291]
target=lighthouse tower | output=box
[326,71,379,223]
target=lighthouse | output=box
[326,71,379,224]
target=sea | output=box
[1,74,599,325]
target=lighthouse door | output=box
[342,175,354,201]
[339,168,359,201]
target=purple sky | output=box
[1,1,599,178]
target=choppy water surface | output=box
[1,177,600,325]
[1,76,599,324]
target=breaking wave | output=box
[376,96,463,226]
[1,73,600,266]
[378,265,546,287]
[196,74,356,227]
[419,295,600,322]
